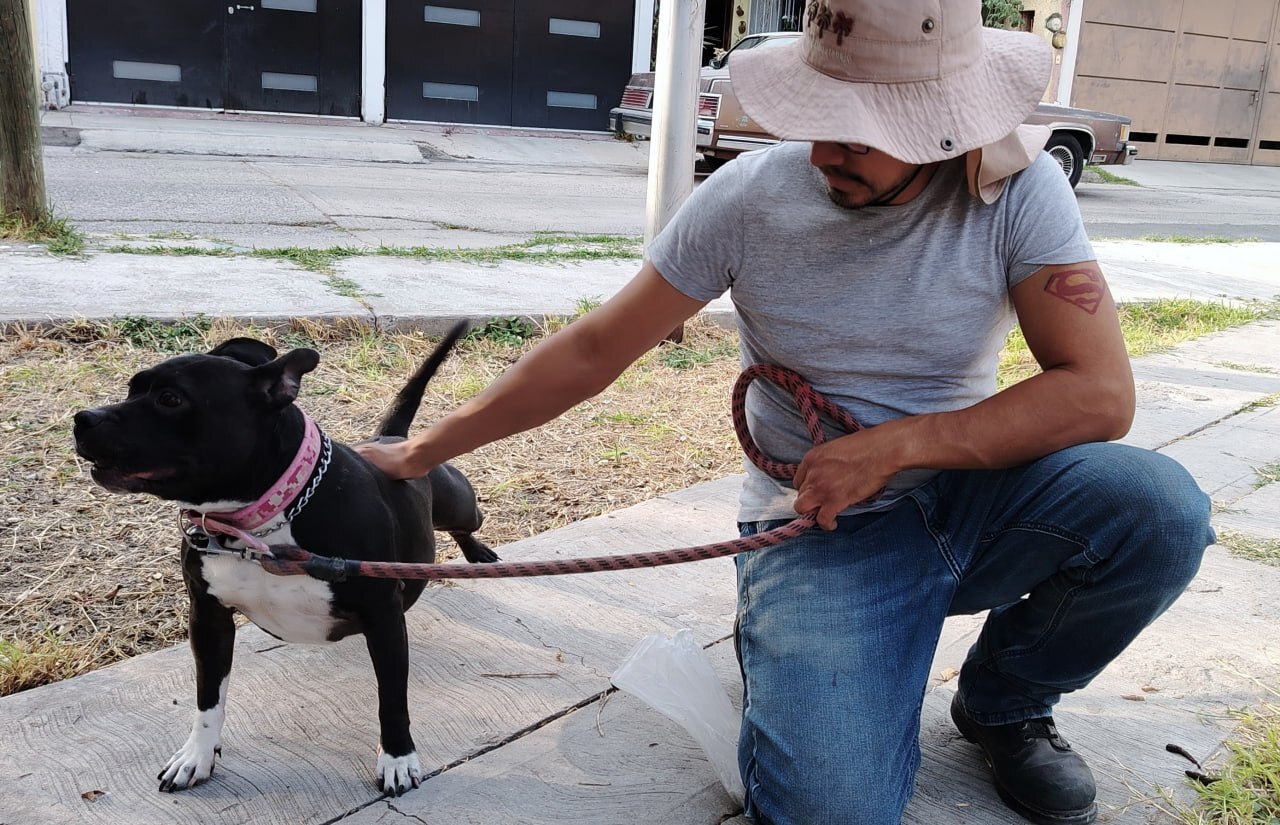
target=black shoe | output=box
[950,693,1097,825]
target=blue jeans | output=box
[733,443,1212,825]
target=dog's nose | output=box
[73,408,108,432]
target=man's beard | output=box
[823,164,924,210]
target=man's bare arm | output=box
[793,260,1134,528]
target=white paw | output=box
[376,749,423,796]
[157,731,220,791]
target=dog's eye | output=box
[155,389,183,409]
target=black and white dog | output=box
[72,322,496,795]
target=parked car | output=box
[609,31,1137,188]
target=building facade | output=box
[31,0,655,131]
[1022,0,1280,165]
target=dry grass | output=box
[0,317,742,696]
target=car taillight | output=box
[698,93,721,120]
[620,86,653,109]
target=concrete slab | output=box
[1117,159,1280,193]
[79,130,425,165]
[343,258,735,331]
[1161,405,1280,502]
[0,251,365,325]
[1095,242,1280,303]
[1216,482,1280,540]
[41,108,648,171]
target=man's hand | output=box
[352,440,430,481]
[792,427,900,530]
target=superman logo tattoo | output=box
[1044,268,1105,315]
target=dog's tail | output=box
[376,321,469,439]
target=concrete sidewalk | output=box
[2,238,1277,332]
[38,105,651,170]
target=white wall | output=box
[33,0,69,107]
[362,0,386,123]
[632,0,656,73]
[1058,0,1083,107]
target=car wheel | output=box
[1045,133,1085,189]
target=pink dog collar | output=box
[184,413,328,553]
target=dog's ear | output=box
[251,348,320,409]
[209,337,279,367]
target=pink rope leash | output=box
[259,364,863,581]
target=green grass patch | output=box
[103,244,235,257]
[1085,165,1140,186]
[661,339,739,370]
[323,274,372,299]
[998,299,1272,389]
[594,410,650,426]
[0,635,101,696]
[252,246,363,273]
[0,211,85,255]
[113,315,214,353]
[467,316,536,346]
[102,233,644,273]
[1140,234,1259,244]
[1177,702,1280,825]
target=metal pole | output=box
[644,0,706,248]
[645,0,706,343]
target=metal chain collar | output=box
[247,429,332,540]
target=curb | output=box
[1,309,740,337]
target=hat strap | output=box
[866,163,926,207]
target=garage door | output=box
[386,0,635,130]
[1071,0,1280,165]
[66,0,362,117]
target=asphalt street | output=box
[36,108,1280,247]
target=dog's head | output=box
[72,338,319,503]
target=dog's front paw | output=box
[376,749,423,796]
[157,733,220,792]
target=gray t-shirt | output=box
[648,141,1095,522]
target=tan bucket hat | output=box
[731,0,1052,166]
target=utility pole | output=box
[646,0,706,344]
[0,0,48,222]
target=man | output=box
[356,1,1214,823]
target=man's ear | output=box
[209,337,279,367]
[251,348,320,409]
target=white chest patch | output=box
[198,521,339,645]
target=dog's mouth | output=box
[88,463,175,494]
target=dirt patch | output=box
[0,317,742,695]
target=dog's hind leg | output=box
[450,531,499,564]
[428,463,499,563]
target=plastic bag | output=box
[611,628,745,804]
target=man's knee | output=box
[1071,443,1212,586]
